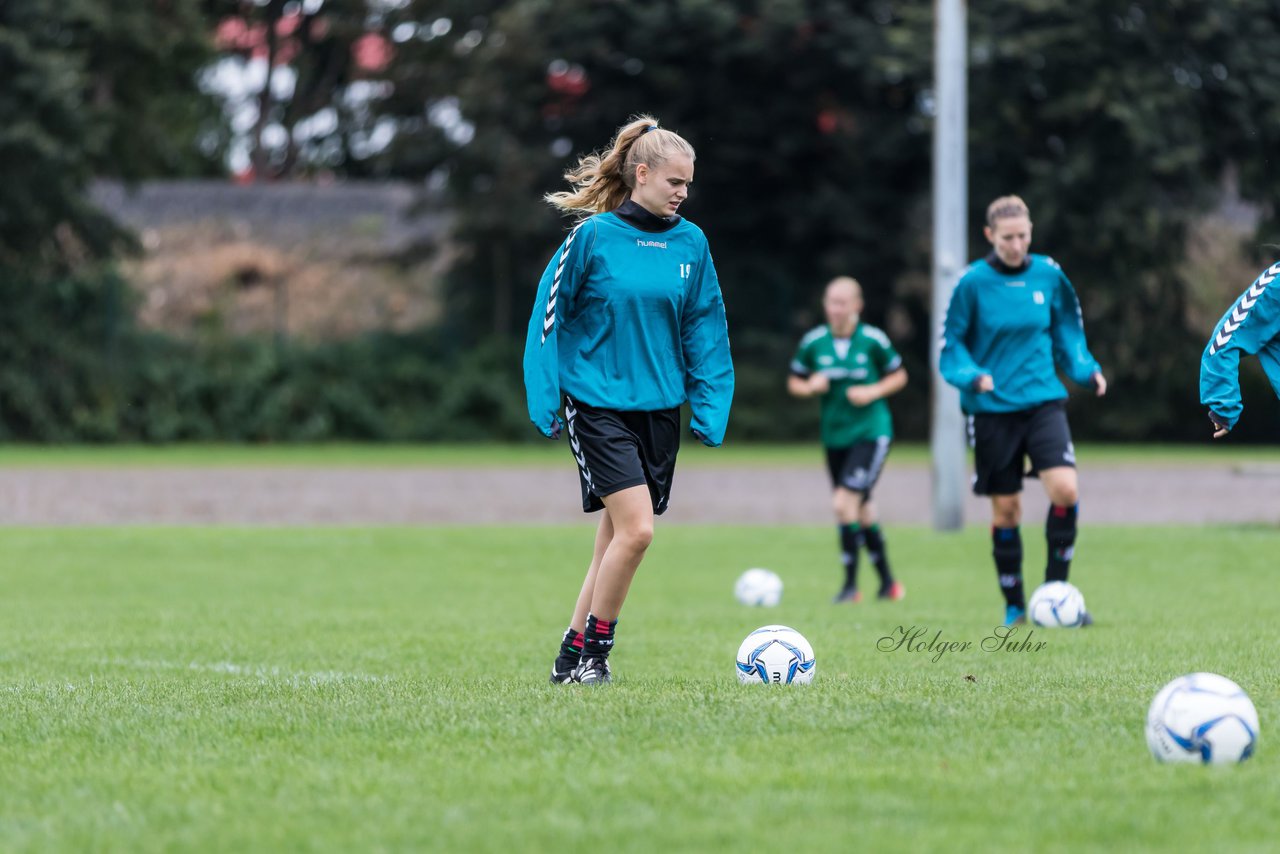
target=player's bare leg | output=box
[574,485,654,684]
[550,511,616,684]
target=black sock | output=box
[839,523,861,589]
[862,524,893,588]
[554,626,584,671]
[583,613,616,660]
[992,526,1024,608]
[1046,503,1079,582]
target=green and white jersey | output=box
[791,323,902,446]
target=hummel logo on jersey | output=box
[1033,291,1045,304]
[637,238,667,249]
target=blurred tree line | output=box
[4,0,1280,442]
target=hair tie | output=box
[641,125,657,134]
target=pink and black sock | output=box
[554,626,584,672]
[992,525,1024,608]
[582,613,616,660]
[1045,503,1078,583]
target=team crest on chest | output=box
[1033,291,1045,304]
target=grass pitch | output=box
[1,524,1276,852]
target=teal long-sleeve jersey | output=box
[940,253,1100,414]
[1199,260,1280,430]
[522,210,734,445]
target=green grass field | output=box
[1,524,1275,852]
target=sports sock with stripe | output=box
[554,626,584,673]
[582,613,616,660]
[992,525,1024,608]
[838,522,861,590]
[1045,503,1078,582]
[862,523,893,587]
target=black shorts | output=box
[825,438,892,498]
[563,394,681,515]
[969,400,1075,496]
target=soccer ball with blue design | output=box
[1145,672,1259,764]
[735,625,815,685]
[1027,580,1087,628]
[734,568,783,607]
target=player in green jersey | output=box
[788,276,908,603]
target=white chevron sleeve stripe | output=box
[1209,261,1280,355]
[540,221,586,345]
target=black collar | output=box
[614,198,682,233]
[985,251,1030,275]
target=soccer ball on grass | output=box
[1027,580,1087,628]
[735,625,815,685]
[734,568,783,607]
[1145,672,1258,764]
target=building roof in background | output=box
[91,179,448,254]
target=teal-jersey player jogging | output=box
[523,209,734,445]
[1200,260,1280,431]
[941,253,1100,413]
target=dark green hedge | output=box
[1,267,1274,444]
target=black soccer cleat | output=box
[832,585,862,604]
[572,656,612,685]
[549,654,580,685]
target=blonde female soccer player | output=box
[523,116,734,684]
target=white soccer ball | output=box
[735,625,815,685]
[1027,581,1087,628]
[1146,673,1259,765]
[734,568,783,607]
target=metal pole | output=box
[930,0,967,530]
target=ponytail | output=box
[546,115,695,215]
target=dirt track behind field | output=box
[0,463,1276,525]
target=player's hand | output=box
[547,419,562,440]
[973,375,995,393]
[1209,413,1230,440]
[1092,372,1108,397]
[845,385,877,407]
[808,373,830,395]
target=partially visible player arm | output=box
[1049,266,1105,395]
[522,220,593,438]
[846,367,907,407]
[1200,261,1280,437]
[681,243,734,447]
[939,277,990,392]
[787,340,828,398]
[846,327,907,406]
